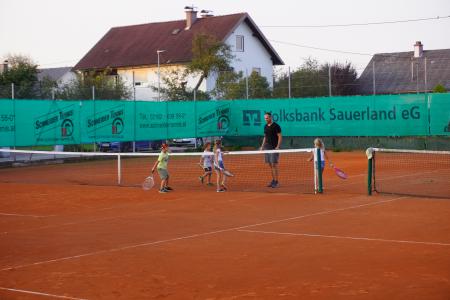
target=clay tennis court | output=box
[0,151,449,299]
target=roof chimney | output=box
[184,6,197,30]
[0,60,8,74]
[414,41,423,58]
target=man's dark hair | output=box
[264,112,272,117]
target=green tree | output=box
[38,76,58,99]
[155,34,232,101]
[322,62,358,96]
[274,58,328,98]
[0,54,38,98]
[57,69,131,100]
[433,84,447,93]
[188,34,234,93]
[156,68,209,101]
[212,71,272,100]
[211,70,244,99]
[246,71,272,99]
[273,58,358,98]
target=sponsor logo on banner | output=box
[198,104,231,135]
[61,119,74,137]
[242,110,262,126]
[34,104,76,142]
[86,104,125,138]
[112,117,124,134]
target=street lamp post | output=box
[157,50,166,101]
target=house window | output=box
[236,35,244,52]
[252,68,261,75]
[133,69,148,86]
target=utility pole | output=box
[372,61,376,95]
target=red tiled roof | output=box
[74,13,283,70]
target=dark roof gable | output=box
[74,13,283,70]
[37,67,73,81]
[358,49,450,94]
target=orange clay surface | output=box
[0,151,449,299]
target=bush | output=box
[433,84,447,93]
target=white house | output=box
[73,8,284,100]
[37,67,76,86]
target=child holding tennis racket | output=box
[308,138,333,174]
[151,143,173,193]
[199,142,213,186]
[213,139,227,192]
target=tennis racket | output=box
[332,166,347,180]
[142,176,155,190]
[223,169,234,177]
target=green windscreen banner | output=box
[429,93,450,135]
[0,93,449,147]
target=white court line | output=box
[0,196,191,235]
[0,193,273,235]
[0,287,88,300]
[0,212,55,218]
[0,208,168,236]
[238,229,450,247]
[376,168,443,182]
[0,197,403,272]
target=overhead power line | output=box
[38,59,77,67]
[269,40,373,56]
[262,15,450,28]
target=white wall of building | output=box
[117,20,276,100]
[59,72,77,85]
[224,22,275,87]
[118,66,204,101]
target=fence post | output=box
[92,86,96,152]
[424,57,428,93]
[132,71,136,101]
[372,61,376,95]
[13,94,16,161]
[288,66,291,99]
[416,61,419,94]
[133,97,136,152]
[245,69,249,99]
[328,65,332,97]
[11,82,16,160]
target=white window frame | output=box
[252,67,261,75]
[236,35,244,52]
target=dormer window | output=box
[252,68,261,75]
[236,35,244,52]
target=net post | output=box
[117,153,122,186]
[313,155,317,194]
[316,148,323,193]
[366,148,374,196]
[367,157,373,195]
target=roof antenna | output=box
[200,9,214,17]
[184,5,197,11]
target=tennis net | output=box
[0,148,316,194]
[366,148,450,198]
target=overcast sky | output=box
[1,0,449,74]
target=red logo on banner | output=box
[61,127,67,137]
[112,126,117,134]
